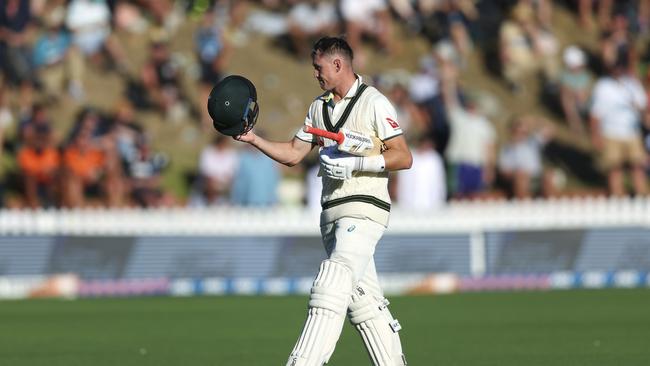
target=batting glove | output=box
[319,148,386,180]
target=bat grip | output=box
[303,126,344,144]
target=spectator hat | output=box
[208,75,259,136]
[563,46,586,69]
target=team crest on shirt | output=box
[386,117,400,129]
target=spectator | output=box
[394,134,446,210]
[230,143,279,206]
[32,6,85,101]
[499,2,559,91]
[0,0,35,114]
[61,108,123,207]
[600,13,637,75]
[65,0,128,73]
[339,0,395,69]
[141,40,188,122]
[590,59,648,196]
[441,62,496,199]
[498,115,554,199]
[17,122,59,208]
[192,134,239,207]
[559,45,592,134]
[287,0,337,60]
[195,6,231,130]
[123,134,171,208]
[379,72,428,136]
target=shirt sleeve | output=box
[295,102,317,143]
[372,94,404,141]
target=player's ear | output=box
[333,58,341,72]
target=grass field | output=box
[1,289,649,365]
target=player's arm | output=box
[381,134,412,171]
[235,131,314,167]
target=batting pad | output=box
[287,260,353,366]
[348,288,407,366]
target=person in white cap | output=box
[559,45,592,133]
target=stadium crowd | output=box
[1,0,650,210]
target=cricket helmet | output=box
[207,75,259,136]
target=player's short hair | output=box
[312,36,354,62]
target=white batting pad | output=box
[287,260,354,366]
[348,287,406,366]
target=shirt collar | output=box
[322,74,363,103]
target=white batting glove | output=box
[319,151,362,180]
[319,148,386,180]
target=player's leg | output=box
[327,217,406,365]
[287,217,382,365]
[286,258,353,365]
[350,259,407,366]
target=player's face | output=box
[312,53,338,91]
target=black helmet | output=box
[207,75,259,136]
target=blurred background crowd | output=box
[1,0,650,211]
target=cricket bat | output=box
[304,126,385,156]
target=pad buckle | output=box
[390,319,402,332]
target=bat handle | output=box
[303,126,344,144]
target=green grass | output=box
[1,289,649,365]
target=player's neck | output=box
[331,74,358,103]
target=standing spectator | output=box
[230,143,279,206]
[195,6,231,130]
[394,134,446,210]
[498,115,554,199]
[590,59,648,196]
[441,63,496,199]
[0,0,35,114]
[17,122,59,208]
[559,45,592,134]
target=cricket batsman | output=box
[207,36,412,365]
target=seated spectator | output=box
[287,0,337,60]
[123,134,171,208]
[18,103,50,146]
[191,134,239,207]
[441,62,496,199]
[559,45,592,134]
[0,0,35,114]
[32,7,85,101]
[339,0,395,70]
[141,40,188,121]
[61,115,105,208]
[600,13,637,75]
[499,2,559,91]
[231,142,279,206]
[590,59,647,196]
[61,108,123,207]
[394,134,446,210]
[17,122,60,208]
[195,6,231,130]
[65,0,128,73]
[498,115,554,199]
[379,72,428,136]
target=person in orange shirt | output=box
[17,124,60,208]
[61,112,105,208]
